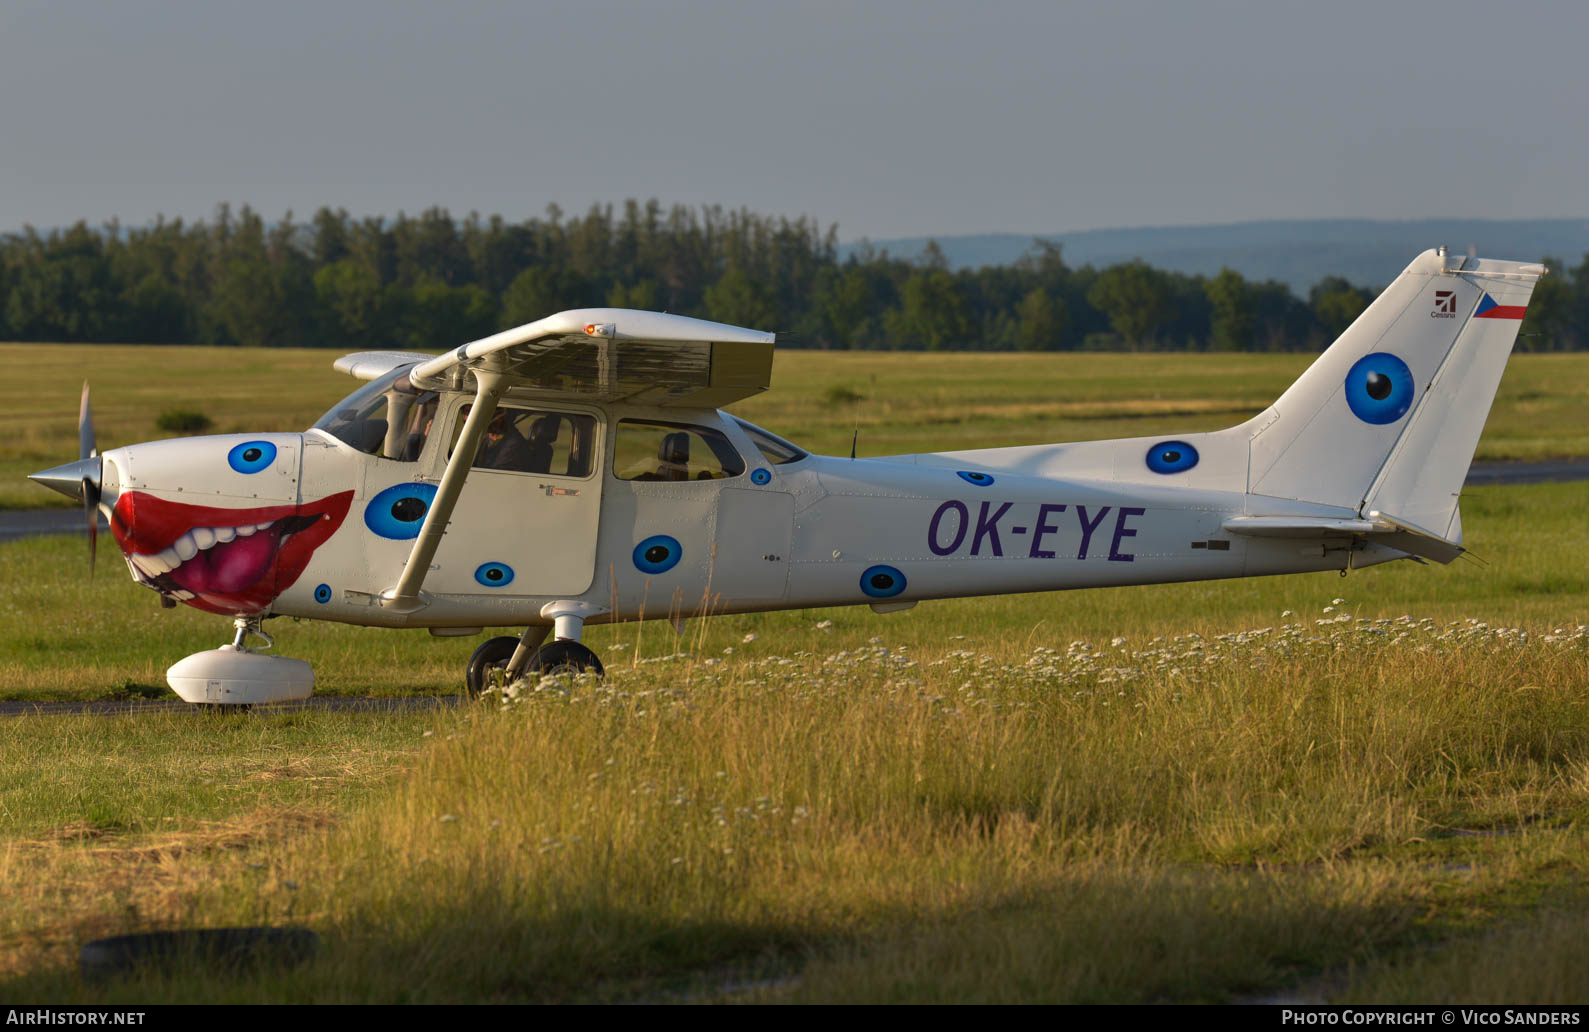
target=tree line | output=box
[4,202,1585,352]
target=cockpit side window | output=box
[613,420,745,482]
[450,404,598,478]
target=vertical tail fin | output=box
[1245,249,1545,538]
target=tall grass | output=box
[9,612,1581,1002]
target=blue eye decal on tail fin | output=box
[474,562,514,587]
[313,583,332,604]
[1345,353,1414,424]
[860,564,906,598]
[633,535,682,574]
[1145,440,1199,474]
[364,482,439,540]
[957,471,995,487]
[227,440,277,474]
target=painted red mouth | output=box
[110,491,353,615]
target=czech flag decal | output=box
[1474,293,1527,320]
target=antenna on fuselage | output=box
[850,427,858,460]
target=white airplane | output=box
[31,248,1544,706]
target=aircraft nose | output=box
[28,456,102,502]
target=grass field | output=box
[8,344,1589,508]
[2,344,1587,1002]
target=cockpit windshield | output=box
[733,418,809,465]
[310,366,439,461]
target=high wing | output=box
[406,308,776,406]
[332,351,437,381]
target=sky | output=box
[1,0,1584,240]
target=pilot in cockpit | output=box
[477,411,533,471]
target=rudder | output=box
[1243,249,1544,535]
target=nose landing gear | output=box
[166,615,314,709]
[463,601,607,695]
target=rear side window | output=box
[614,420,745,482]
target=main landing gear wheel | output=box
[527,640,604,678]
[465,636,520,696]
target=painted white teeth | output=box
[129,554,163,577]
[130,517,277,580]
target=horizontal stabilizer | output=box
[1220,516,1380,537]
[1223,510,1465,564]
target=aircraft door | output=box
[427,401,604,597]
[712,488,793,602]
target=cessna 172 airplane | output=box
[30,248,1543,705]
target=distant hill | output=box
[842,218,1589,294]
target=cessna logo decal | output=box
[1432,290,1457,318]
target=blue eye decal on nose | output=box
[474,562,514,588]
[313,584,332,604]
[633,535,682,574]
[1345,353,1414,424]
[750,468,772,485]
[1145,440,1199,474]
[227,440,277,474]
[957,471,995,487]
[364,482,439,540]
[860,564,906,598]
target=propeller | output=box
[79,383,101,576]
[28,381,105,576]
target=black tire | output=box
[465,635,520,696]
[527,640,605,678]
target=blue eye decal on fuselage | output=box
[314,584,332,604]
[860,564,906,598]
[751,468,772,485]
[633,535,682,574]
[228,440,277,474]
[1145,440,1199,474]
[474,562,514,588]
[1345,353,1414,424]
[364,482,439,540]
[957,471,995,487]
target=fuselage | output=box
[96,375,1374,631]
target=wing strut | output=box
[381,370,504,611]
